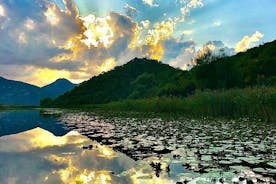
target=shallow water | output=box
[60,111,276,183]
[0,109,275,183]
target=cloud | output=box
[169,44,196,70]
[167,40,235,69]
[182,30,193,36]
[44,4,60,26]
[163,39,194,59]
[0,0,86,85]
[24,18,35,30]
[179,0,204,20]
[0,4,5,17]
[143,18,176,60]
[124,3,138,17]
[80,14,114,48]
[192,40,235,65]
[142,0,159,7]
[141,20,150,29]
[97,58,116,73]
[187,0,204,8]
[146,19,176,45]
[235,31,264,53]
[212,21,221,27]
[17,32,27,44]
[0,0,223,86]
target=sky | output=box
[0,0,275,86]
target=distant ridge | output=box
[0,77,76,105]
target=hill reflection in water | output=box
[0,110,69,136]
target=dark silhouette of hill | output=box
[0,77,76,105]
[41,78,76,99]
[50,58,188,106]
[48,40,276,107]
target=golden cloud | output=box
[1,0,207,86]
[235,31,264,53]
[44,4,60,26]
[141,20,151,29]
[32,67,71,86]
[80,14,114,48]
[97,58,116,73]
[145,19,176,60]
[146,19,175,46]
[148,43,164,60]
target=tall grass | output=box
[91,87,276,121]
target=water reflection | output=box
[0,110,69,136]
[0,128,185,184]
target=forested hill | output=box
[47,40,276,107]
[191,40,276,89]
[47,58,186,106]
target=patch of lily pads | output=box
[58,111,276,183]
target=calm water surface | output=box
[1,110,275,184]
[0,110,191,184]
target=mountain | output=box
[0,77,76,105]
[50,58,191,106]
[0,77,42,105]
[41,78,76,99]
[49,40,276,107]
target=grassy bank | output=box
[81,87,276,122]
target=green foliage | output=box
[96,87,276,122]
[191,41,276,89]
[50,58,187,106]
[40,98,54,107]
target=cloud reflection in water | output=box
[0,128,180,184]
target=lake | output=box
[0,109,275,183]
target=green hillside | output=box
[48,58,187,106]
[46,40,276,107]
[191,40,276,89]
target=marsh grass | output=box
[84,87,276,121]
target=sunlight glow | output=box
[78,170,112,184]
[148,43,164,60]
[98,58,116,73]
[44,7,60,25]
[32,68,71,87]
[235,31,264,52]
[80,14,114,48]
[98,145,115,159]
[29,129,86,149]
